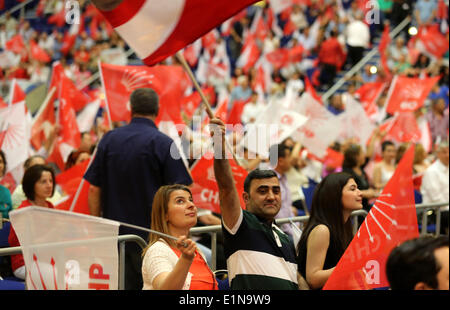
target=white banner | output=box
[9,207,119,290]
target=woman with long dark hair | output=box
[296,172,363,289]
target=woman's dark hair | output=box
[0,150,6,176]
[22,164,55,201]
[342,144,361,169]
[296,172,355,259]
[386,235,449,290]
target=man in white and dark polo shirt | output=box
[210,118,298,290]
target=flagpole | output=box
[97,60,114,130]
[175,51,242,166]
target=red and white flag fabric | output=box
[9,207,119,290]
[291,93,342,159]
[415,25,449,59]
[337,97,376,147]
[9,79,27,105]
[385,75,440,114]
[236,34,261,73]
[59,77,81,150]
[95,0,259,66]
[5,34,26,55]
[29,40,51,63]
[30,88,56,151]
[383,112,422,144]
[242,98,308,157]
[323,144,418,290]
[190,152,248,214]
[55,160,91,215]
[354,82,386,120]
[0,102,30,173]
[99,62,191,124]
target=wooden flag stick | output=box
[175,51,241,166]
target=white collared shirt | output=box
[421,159,449,208]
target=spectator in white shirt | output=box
[345,10,370,67]
[240,92,266,126]
[421,142,449,234]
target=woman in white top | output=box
[372,141,397,190]
[141,184,217,290]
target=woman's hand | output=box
[177,236,196,261]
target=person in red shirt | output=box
[8,165,56,280]
[318,30,346,89]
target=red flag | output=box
[236,34,261,73]
[9,80,26,105]
[190,152,248,214]
[378,24,390,53]
[96,0,259,66]
[323,144,418,290]
[54,160,91,214]
[266,48,290,70]
[0,97,7,109]
[30,91,56,151]
[304,75,322,104]
[384,112,422,143]
[48,7,66,27]
[29,40,51,63]
[416,25,449,59]
[385,75,440,114]
[5,34,26,55]
[58,74,91,112]
[99,62,191,124]
[54,181,90,215]
[354,82,386,119]
[227,99,248,126]
[59,77,81,149]
[56,160,90,196]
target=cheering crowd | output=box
[0,0,449,290]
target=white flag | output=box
[291,93,342,159]
[0,102,30,173]
[9,207,119,290]
[337,96,376,147]
[242,98,308,158]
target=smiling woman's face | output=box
[166,190,197,232]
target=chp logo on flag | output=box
[323,144,418,290]
[9,207,120,290]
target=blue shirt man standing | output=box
[84,88,192,290]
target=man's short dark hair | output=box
[386,235,449,290]
[243,169,278,193]
[130,88,159,116]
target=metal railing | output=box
[1,202,447,289]
[0,234,146,290]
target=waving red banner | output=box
[323,144,418,290]
[190,153,248,214]
[385,75,440,114]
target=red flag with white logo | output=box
[323,144,418,290]
[354,82,386,119]
[416,25,449,59]
[190,152,248,214]
[385,75,440,114]
[59,76,81,150]
[99,62,191,124]
[29,40,51,63]
[95,0,259,66]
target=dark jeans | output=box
[347,45,365,67]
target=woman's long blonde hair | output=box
[142,184,193,257]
